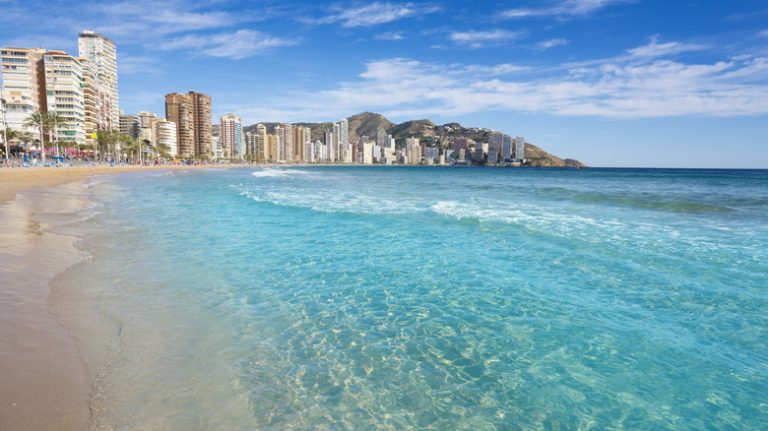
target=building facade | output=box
[165,93,195,158]
[406,137,421,165]
[514,136,525,161]
[78,31,118,131]
[119,113,139,139]
[43,50,86,148]
[0,47,46,140]
[189,92,212,158]
[220,113,243,160]
[154,119,177,157]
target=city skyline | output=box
[1,0,767,167]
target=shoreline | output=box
[0,164,235,205]
[0,181,94,430]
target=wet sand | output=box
[0,183,93,430]
[0,165,226,430]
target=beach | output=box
[0,165,212,431]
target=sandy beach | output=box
[0,165,221,431]
[0,164,220,204]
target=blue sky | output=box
[1,0,767,167]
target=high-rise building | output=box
[78,31,118,130]
[424,146,439,164]
[302,126,311,162]
[78,57,99,147]
[165,93,195,158]
[514,136,525,161]
[245,131,257,160]
[453,137,470,163]
[165,91,211,159]
[189,92,212,158]
[338,118,349,148]
[406,137,421,165]
[333,122,341,162]
[137,111,157,144]
[0,47,46,140]
[375,127,388,148]
[119,113,139,139]
[362,141,374,164]
[284,124,294,162]
[211,124,221,159]
[266,133,277,162]
[325,128,335,162]
[43,50,86,148]
[502,134,512,161]
[256,123,268,161]
[220,113,243,160]
[488,133,504,165]
[154,119,177,157]
[474,143,488,163]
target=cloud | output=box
[91,0,238,37]
[626,35,707,59]
[119,55,160,75]
[233,48,768,123]
[158,30,298,60]
[463,64,531,75]
[538,38,569,50]
[375,32,405,41]
[503,0,631,20]
[307,2,440,28]
[760,29,768,37]
[449,29,526,48]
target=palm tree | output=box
[24,111,49,162]
[118,134,137,164]
[97,130,120,162]
[18,131,33,154]
[156,143,171,160]
[46,113,66,157]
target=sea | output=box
[50,166,768,430]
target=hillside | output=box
[245,112,584,167]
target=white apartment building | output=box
[78,31,118,130]
[43,50,86,148]
[154,119,177,157]
[0,47,46,139]
[220,113,243,159]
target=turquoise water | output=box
[59,167,767,429]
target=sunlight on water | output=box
[57,167,768,430]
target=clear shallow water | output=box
[58,167,768,430]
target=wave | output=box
[234,185,423,216]
[251,168,313,178]
[429,200,633,237]
[535,187,735,213]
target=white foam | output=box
[236,186,423,215]
[251,168,312,178]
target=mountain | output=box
[244,112,584,167]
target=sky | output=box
[1,0,767,168]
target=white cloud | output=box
[759,29,768,37]
[503,0,631,20]
[626,35,707,58]
[309,2,440,28]
[449,30,526,48]
[463,64,531,75]
[375,32,405,41]
[158,30,297,60]
[538,38,569,50]
[119,55,160,75]
[92,0,237,37]
[232,49,768,123]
